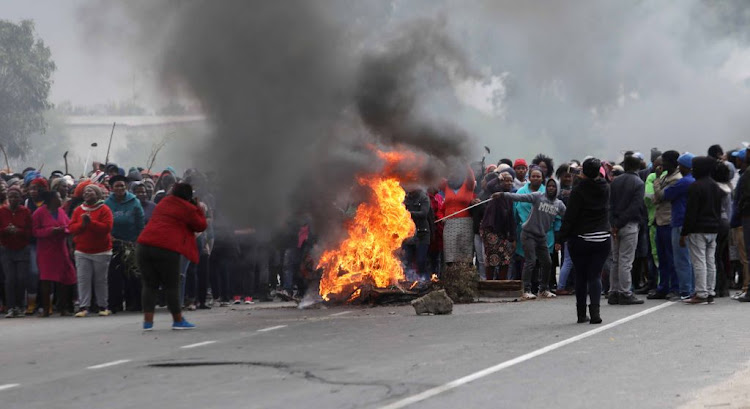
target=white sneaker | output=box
[731,291,746,300]
[540,290,557,298]
[522,292,537,300]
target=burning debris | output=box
[317,150,419,303]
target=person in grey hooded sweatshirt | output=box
[495,178,566,299]
[609,154,646,305]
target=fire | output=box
[318,150,417,302]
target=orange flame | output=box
[318,150,417,302]
[431,274,439,283]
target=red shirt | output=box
[137,196,207,263]
[0,205,32,250]
[444,182,476,219]
[69,202,114,254]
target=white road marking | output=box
[180,340,217,349]
[86,359,132,370]
[330,311,353,317]
[0,384,20,391]
[257,325,287,332]
[379,302,675,409]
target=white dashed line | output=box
[87,359,132,370]
[180,340,217,349]
[257,325,287,332]
[0,384,20,392]
[379,302,675,409]
[330,311,353,317]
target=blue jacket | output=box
[105,192,145,242]
[663,173,695,228]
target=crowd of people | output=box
[2,141,750,327]
[402,143,750,323]
[0,162,305,329]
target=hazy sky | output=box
[1,0,142,106]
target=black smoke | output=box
[80,1,477,236]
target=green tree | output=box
[0,20,56,158]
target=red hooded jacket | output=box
[137,195,207,263]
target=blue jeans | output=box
[671,227,693,296]
[558,242,573,290]
[655,225,678,294]
[404,242,430,281]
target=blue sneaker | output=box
[172,319,196,330]
[143,321,153,331]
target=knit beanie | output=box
[678,152,695,169]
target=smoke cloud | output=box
[80,1,479,235]
[78,0,750,233]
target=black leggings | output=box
[136,244,181,315]
[568,236,611,307]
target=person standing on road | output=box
[137,183,207,330]
[608,154,646,305]
[403,185,432,282]
[497,177,566,299]
[0,187,32,318]
[105,175,145,313]
[650,151,682,299]
[442,165,476,266]
[70,184,114,317]
[735,146,750,303]
[511,167,546,280]
[480,172,516,280]
[664,153,696,300]
[680,156,725,304]
[559,158,610,324]
[32,191,76,317]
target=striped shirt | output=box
[578,231,611,243]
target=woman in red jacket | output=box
[69,184,114,317]
[137,183,207,331]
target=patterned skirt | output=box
[443,218,474,263]
[480,228,514,267]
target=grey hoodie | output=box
[504,191,566,238]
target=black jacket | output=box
[405,189,431,239]
[559,177,610,242]
[681,157,725,235]
[609,172,645,229]
[739,168,750,217]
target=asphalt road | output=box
[1,296,749,409]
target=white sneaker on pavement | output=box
[539,290,557,298]
[522,292,537,300]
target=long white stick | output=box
[434,197,493,223]
[82,147,93,178]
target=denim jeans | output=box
[558,241,573,290]
[473,233,485,280]
[521,232,551,292]
[655,225,678,294]
[672,227,694,297]
[403,242,430,281]
[687,233,717,298]
[611,222,639,295]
